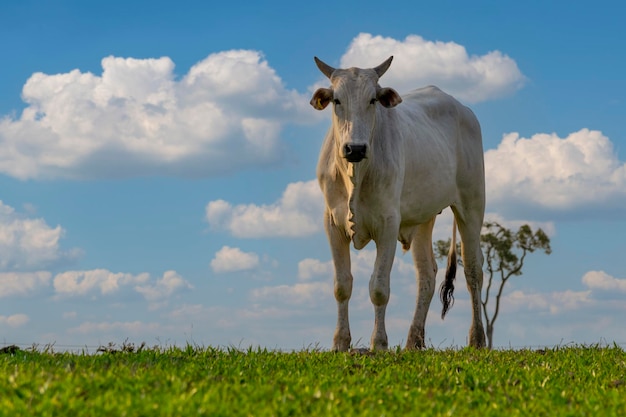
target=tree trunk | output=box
[486,323,494,349]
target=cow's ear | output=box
[310,88,333,110]
[377,87,402,108]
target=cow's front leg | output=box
[324,209,353,351]
[369,220,399,351]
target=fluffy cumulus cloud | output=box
[206,180,324,238]
[251,281,333,307]
[135,270,194,302]
[210,246,260,273]
[336,33,525,103]
[0,271,51,298]
[52,269,192,304]
[485,129,626,215]
[0,201,80,270]
[298,258,332,281]
[582,271,626,293]
[0,35,525,180]
[53,269,150,296]
[0,51,316,180]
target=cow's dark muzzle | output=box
[342,144,367,163]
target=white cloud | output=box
[0,34,524,180]
[210,246,260,273]
[298,258,332,281]
[490,271,626,318]
[500,290,551,312]
[485,129,626,215]
[135,270,194,302]
[9,313,30,327]
[206,180,324,238]
[0,51,316,180]
[582,270,626,293]
[0,201,80,270]
[251,281,333,306]
[0,271,51,297]
[52,268,192,306]
[53,269,150,296]
[485,288,595,317]
[550,290,594,313]
[0,313,30,328]
[336,33,525,103]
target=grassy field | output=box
[1,344,624,416]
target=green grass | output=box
[1,344,625,416]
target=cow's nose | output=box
[343,143,367,163]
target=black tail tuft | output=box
[440,254,456,319]
[440,219,458,319]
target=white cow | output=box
[310,56,486,351]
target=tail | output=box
[439,219,457,319]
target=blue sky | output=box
[1,0,625,350]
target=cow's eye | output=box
[370,98,377,105]
[333,99,341,105]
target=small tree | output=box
[434,221,551,348]
[480,222,551,348]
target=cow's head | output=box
[310,56,402,163]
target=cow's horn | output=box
[374,56,394,78]
[314,57,336,79]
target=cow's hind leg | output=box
[406,217,437,349]
[324,209,353,351]
[451,206,486,348]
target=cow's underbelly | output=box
[399,184,455,221]
[401,198,446,223]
